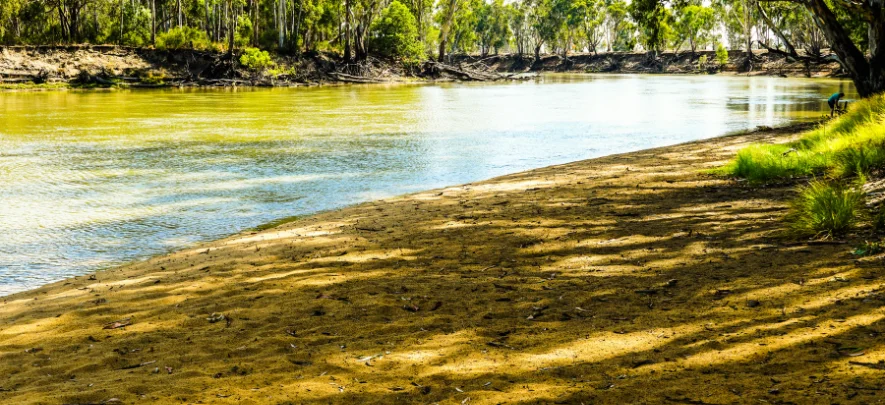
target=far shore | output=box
[2,121,881,404]
[1,45,844,91]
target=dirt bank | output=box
[2,124,883,404]
[0,46,841,90]
[452,49,843,77]
[0,45,419,88]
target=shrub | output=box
[140,69,168,85]
[369,1,424,61]
[787,180,866,238]
[715,43,728,65]
[697,55,708,71]
[156,26,211,50]
[268,66,296,78]
[239,47,275,71]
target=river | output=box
[0,74,857,295]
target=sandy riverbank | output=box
[1,124,883,404]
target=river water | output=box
[0,74,857,295]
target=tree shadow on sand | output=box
[1,127,883,404]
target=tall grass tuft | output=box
[723,94,885,182]
[830,143,885,178]
[787,180,866,238]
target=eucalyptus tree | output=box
[475,0,510,55]
[672,3,714,53]
[508,0,533,56]
[602,0,629,51]
[569,0,604,53]
[637,0,885,96]
[529,0,564,60]
[436,0,459,60]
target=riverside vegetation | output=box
[1,0,884,93]
[719,95,885,241]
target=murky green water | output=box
[0,74,857,295]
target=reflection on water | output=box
[0,74,857,295]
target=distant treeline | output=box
[1,0,882,94]
[0,0,866,58]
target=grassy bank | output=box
[719,95,885,239]
[1,125,882,404]
[720,94,885,182]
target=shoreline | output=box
[0,123,812,298]
[1,46,843,91]
[3,121,881,404]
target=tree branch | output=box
[754,0,799,57]
[831,0,875,20]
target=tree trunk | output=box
[294,0,303,53]
[534,43,542,62]
[868,0,885,94]
[205,0,211,39]
[227,1,236,55]
[278,0,285,49]
[151,0,156,45]
[119,0,124,45]
[344,0,352,60]
[804,0,878,96]
[437,0,457,62]
[744,0,752,59]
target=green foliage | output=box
[156,26,210,50]
[673,4,715,52]
[0,0,878,75]
[569,0,605,53]
[604,0,634,51]
[104,3,153,46]
[475,0,511,55]
[239,48,275,71]
[235,15,254,48]
[787,180,866,238]
[140,69,168,85]
[370,1,424,61]
[697,54,707,70]
[267,66,297,78]
[528,0,562,56]
[831,143,885,178]
[715,42,729,65]
[722,94,885,182]
[720,143,827,181]
[629,0,671,52]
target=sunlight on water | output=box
[0,74,857,295]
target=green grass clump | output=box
[724,144,827,180]
[787,180,866,238]
[830,143,885,178]
[723,94,885,182]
